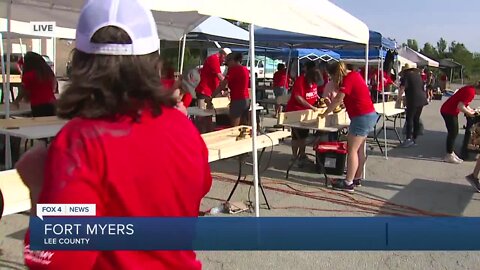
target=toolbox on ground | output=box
[315,141,347,175]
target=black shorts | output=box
[229,99,251,119]
[31,103,56,117]
[291,128,309,140]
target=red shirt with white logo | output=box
[195,54,221,97]
[286,75,318,112]
[24,107,212,270]
[226,65,250,101]
[440,85,476,116]
[340,71,375,118]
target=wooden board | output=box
[0,169,30,216]
[374,101,405,117]
[212,97,230,109]
[0,75,22,84]
[0,116,66,128]
[202,126,290,162]
[278,108,350,129]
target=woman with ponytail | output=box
[320,62,377,193]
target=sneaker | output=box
[331,179,355,193]
[400,139,415,148]
[465,174,480,193]
[444,154,462,164]
[452,152,464,163]
[353,178,362,187]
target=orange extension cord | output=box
[208,173,452,217]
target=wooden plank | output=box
[278,108,349,128]
[0,116,66,128]
[212,97,230,109]
[374,101,405,117]
[0,75,22,84]
[0,169,31,216]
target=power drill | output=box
[236,127,252,141]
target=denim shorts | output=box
[273,87,287,98]
[348,112,378,137]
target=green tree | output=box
[437,38,447,58]
[407,39,419,51]
[420,42,438,59]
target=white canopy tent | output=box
[398,46,439,68]
[1,0,369,217]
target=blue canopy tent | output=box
[254,27,398,159]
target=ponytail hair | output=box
[326,61,348,88]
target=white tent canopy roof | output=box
[193,0,369,45]
[188,16,249,42]
[398,46,439,68]
[0,0,208,41]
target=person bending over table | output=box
[195,48,231,132]
[320,62,377,193]
[285,61,319,168]
[17,1,212,268]
[13,52,57,117]
[212,53,250,127]
[440,82,480,164]
[397,64,428,148]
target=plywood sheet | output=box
[0,169,30,216]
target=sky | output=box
[330,0,479,52]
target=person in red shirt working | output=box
[272,63,290,117]
[161,61,193,108]
[212,53,250,126]
[285,61,319,168]
[440,82,480,164]
[195,48,231,132]
[16,0,212,269]
[13,52,56,116]
[320,61,377,193]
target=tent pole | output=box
[179,34,187,73]
[0,33,6,104]
[363,43,369,180]
[380,50,387,159]
[5,0,12,169]
[249,24,260,217]
[285,47,292,86]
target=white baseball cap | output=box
[75,0,159,56]
[221,48,232,55]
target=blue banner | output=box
[29,217,480,251]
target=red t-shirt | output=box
[24,108,212,270]
[340,71,375,118]
[226,65,249,101]
[161,78,193,107]
[195,54,221,97]
[182,92,193,107]
[285,75,318,112]
[421,72,427,82]
[440,85,476,116]
[273,69,289,88]
[376,71,393,92]
[22,70,56,106]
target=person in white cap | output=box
[194,47,231,132]
[18,0,212,269]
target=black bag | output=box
[0,135,21,166]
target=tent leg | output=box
[179,35,187,74]
[363,44,369,180]
[5,1,12,169]
[380,53,387,159]
[249,24,260,217]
